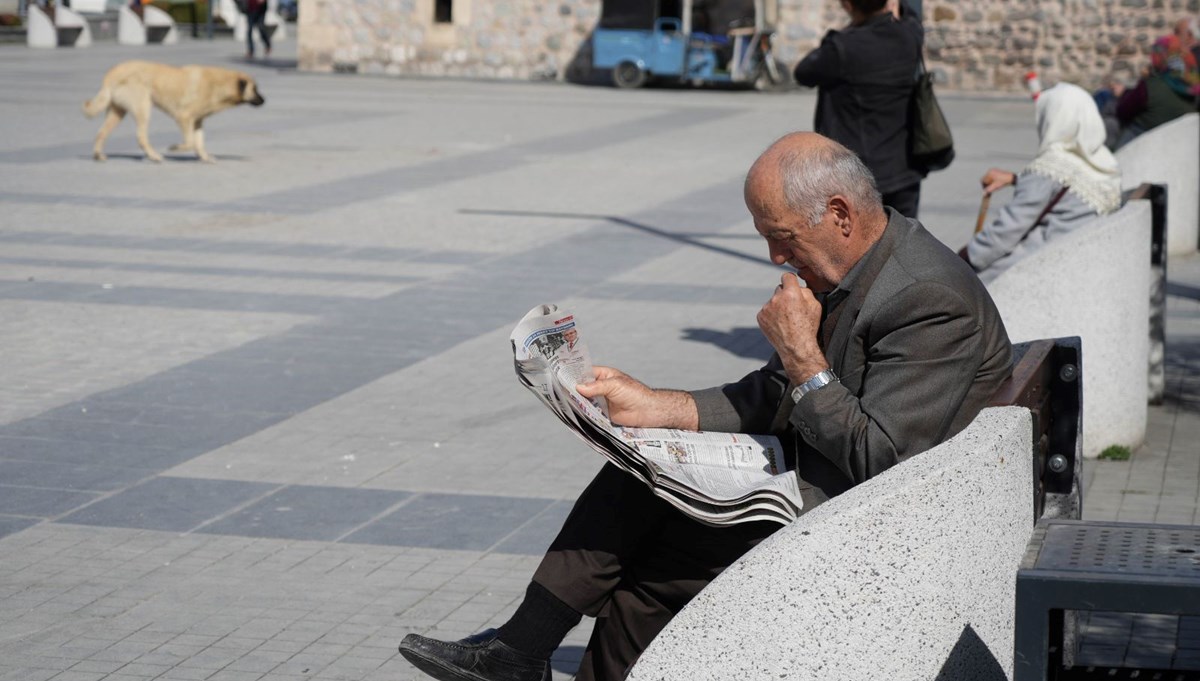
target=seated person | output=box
[1115,35,1200,148]
[1093,71,1133,150]
[398,132,1013,681]
[964,82,1122,284]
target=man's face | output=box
[563,328,578,344]
[750,198,844,293]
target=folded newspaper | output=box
[509,304,802,527]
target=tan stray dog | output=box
[82,61,265,163]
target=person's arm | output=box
[967,172,1061,271]
[1116,79,1148,125]
[793,33,842,87]
[576,366,700,430]
[691,274,827,435]
[790,280,988,482]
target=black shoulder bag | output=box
[910,55,955,172]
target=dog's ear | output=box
[238,78,249,99]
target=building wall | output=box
[298,0,601,80]
[298,0,1199,91]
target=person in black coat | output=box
[794,0,925,218]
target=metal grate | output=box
[1036,523,1200,578]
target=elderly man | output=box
[399,132,1012,681]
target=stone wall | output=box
[298,0,1198,91]
[298,0,600,80]
[917,0,1199,91]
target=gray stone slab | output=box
[0,436,177,468]
[0,280,354,316]
[227,108,737,215]
[0,230,461,263]
[491,501,574,556]
[198,485,410,542]
[0,515,39,540]
[343,493,555,551]
[0,256,420,285]
[0,460,153,492]
[57,477,278,532]
[0,485,99,517]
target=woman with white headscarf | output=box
[963,82,1123,284]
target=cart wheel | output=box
[754,59,790,91]
[613,62,647,89]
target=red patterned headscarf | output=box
[1150,35,1200,96]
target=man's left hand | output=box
[757,273,830,385]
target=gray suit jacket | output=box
[691,210,1012,514]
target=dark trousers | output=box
[245,6,270,56]
[532,464,777,681]
[882,182,921,220]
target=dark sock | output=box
[495,581,582,659]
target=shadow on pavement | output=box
[681,326,773,361]
[460,208,777,269]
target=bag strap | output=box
[1021,186,1069,242]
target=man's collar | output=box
[820,209,901,304]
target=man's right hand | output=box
[577,366,699,430]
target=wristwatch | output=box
[791,369,839,403]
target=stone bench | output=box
[628,338,1083,681]
[1116,113,1199,257]
[26,4,92,48]
[985,199,1151,459]
[117,4,178,45]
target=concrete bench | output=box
[628,338,1083,681]
[118,4,178,45]
[985,200,1151,459]
[26,4,93,48]
[1116,113,1199,257]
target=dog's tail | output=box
[82,87,110,118]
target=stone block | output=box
[628,408,1035,681]
[1116,114,1200,257]
[986,201,1151,458]
[933,5,957,20]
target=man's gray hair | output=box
[778,143,882,227]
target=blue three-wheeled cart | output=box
[592,0,785,89]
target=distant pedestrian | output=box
[1174,17,1199,64]
[793,0,926,219]
[1115,35,1200,147]
[243,0,271,60]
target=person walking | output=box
[243,0,270,60]
[793,0,926,218]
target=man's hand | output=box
[980,168,1017,195]
[577,366,698,429]
[757,274,830,385]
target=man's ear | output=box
[828,195,853,235]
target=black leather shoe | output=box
[399,628,551,681]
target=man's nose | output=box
[767,240,788,264]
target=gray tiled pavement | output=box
[0,35,1197,680]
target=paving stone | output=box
[58,477,278,533]
[343,493,555,551]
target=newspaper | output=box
[510,304,802,527]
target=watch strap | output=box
[791,369,839,403]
